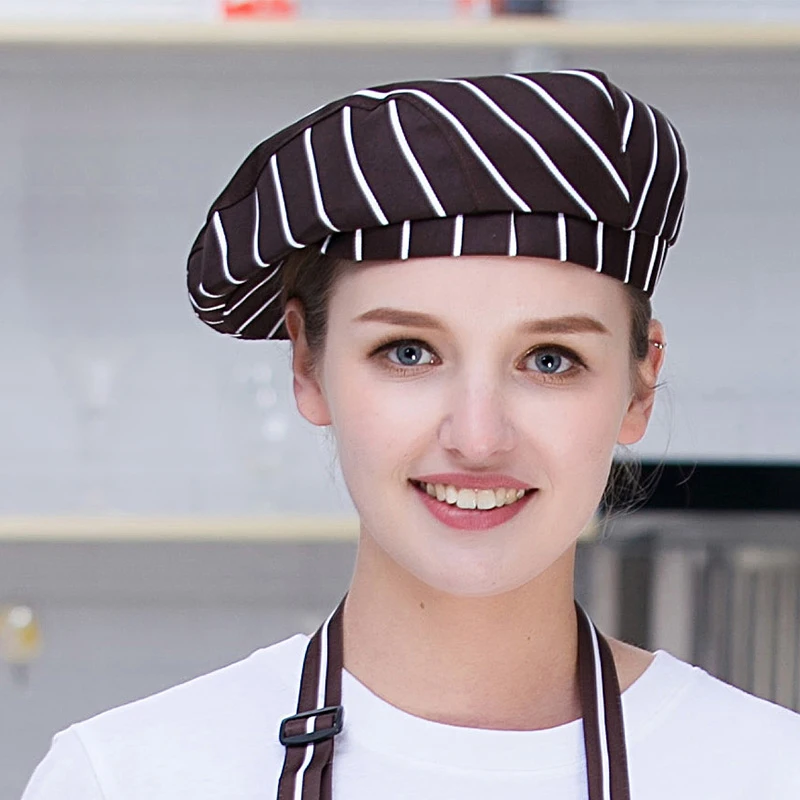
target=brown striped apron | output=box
[277,599,630,800]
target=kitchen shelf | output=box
[0,515,360,542]
[0,514,606,543]
[0,19,800,48]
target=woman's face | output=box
[288,255,659,597]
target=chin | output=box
[400,550,551,599]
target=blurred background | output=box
[2,1,800,796]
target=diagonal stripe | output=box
[212,212,247,285]
[554,69,615,108]
[621,92,634,154]
[507,74,630,203]
[627,105,659,232]
[189,294,225,313]
[267,314,286,339]
[625,231,636,284]
[236,286,282,336]
[508,212,517,257]
[223,265,282,317]
[658,121,682,238]
[653,238,669,288]
[267,312,286,340]
[270,155,304,249]
[355,88,531,213]
[452,214,464,257]
[388,100,446,218]
[558,213,567,261]
[303,127,340,233]
[320,234,332,255]
[342,106,390,226]
[446,79,597,221]
[643,236,660,293]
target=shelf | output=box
[0,515,360,542]
[0,513,604,543]
[1,19,800,48]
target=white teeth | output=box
[456,489,477,509]
[420,482,529,510]
[476,489,496,510]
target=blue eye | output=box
[526,350,574,375]
[387,342,435,367]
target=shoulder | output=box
[625,649,800,795]
[74,633,308,744]
[23,634,309,799]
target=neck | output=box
[342,535,582,731]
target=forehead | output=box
[330,255,630,333]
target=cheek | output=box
[518,382,629,493]
[324,366,438,483]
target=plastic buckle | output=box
[279,705,344,746]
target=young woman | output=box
[24,70,800,799]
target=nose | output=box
[437,377,517,464]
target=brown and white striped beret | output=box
[187,69,687,340]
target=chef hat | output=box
[187,69,687,340]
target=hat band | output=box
[325,212,666,295]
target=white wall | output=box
[2,45,799,517]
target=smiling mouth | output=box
[409,480,534,511]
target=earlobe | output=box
[617,391,654,446]
[617,320,665,446]
[284,300,332,427]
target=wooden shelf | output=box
[0,19,799,48]
[0,515,360,542]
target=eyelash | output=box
[370,338,587,382]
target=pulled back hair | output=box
[281,247,655,513]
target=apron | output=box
[276,598,631,800]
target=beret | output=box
[187,69,688,340]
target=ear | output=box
[284,299,332,427]
[617,320,666,446]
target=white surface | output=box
[20,633,800,798]
[565,0,800,20]
[0,0,217,21]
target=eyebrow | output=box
[353,308,611,336]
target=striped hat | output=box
[187,69,688,340]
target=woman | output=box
[24,70,800,799]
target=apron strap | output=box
[278,598,630,800]
[577,603,631,800]
[277,601,345,800]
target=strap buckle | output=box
[279,705,344,747]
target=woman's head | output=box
[284,251,664,597]
[186,69,685,598]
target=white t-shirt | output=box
[21,634,800,799]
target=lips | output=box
[410,480,536,531]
